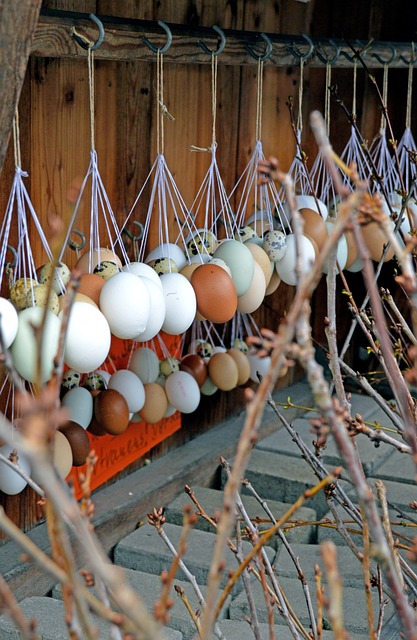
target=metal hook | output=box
[287,33,314,62]
[371,42,397,66]
[399,42,417,65]
[198,25,226,56]
[315,39,340,65]
[5,245,17,268]
[67,229,86,252]
[142,20,172,54]
[71,13,105,51]
[245,32,273,62]
[122,221,144,242]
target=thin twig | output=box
[320,541,348,640]
[361,508,376,640]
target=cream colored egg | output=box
[237,262,266,314]
[265,270,281,295]
[129,347,160,383]
[208,352,239,391]
[227,348,250,386]
[245,241,272,286]
[53,430,73,479]
[139,383,168,423]
[76,248,123,274]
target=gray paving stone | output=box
[218,619,367,639]
[52,568,229,640]
[114,522,275,593]
[371,446,416,484]
[0,596,181,639]
[229,575,393,635]
[164,486,317,548]
[301,392,392,422]
[367,476,417,514]
[227,449,329,517]
[256,416,394,476]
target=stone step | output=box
[114,522,275,594]
[0,596,182,639]
[52,568,229,640]
[164,485,317,548]
[371,445,416,484]
[256,415,395,477]
[229,574,393,636]
[219,619,368,640]
[224,449,329,517]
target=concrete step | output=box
[229,574,393,636]
[220,619,368,640]
[0,596,182,639]
[114,522,275,594]
[164,485,317,548]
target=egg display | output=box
[94,389,130,435]
[0,298,18,350]
[63,301,111,373]
[78,273,106,306]
[108,369,145,413]
[146,242,187,271]
[227,348,250,386]
[38,261,71,294]
[133,276,166,342]
[84,371,107,390]
[180,354,208,387]
[213,239,255,297]
[275,234,316,286]
[122,261,163,288]
[0,447,30,495]
[58,421,90,466]
[99,271,151,339]
[190,264,237,323]
[165,370,201,413]
[148,257,178,275]
[53,430,73,479]
[10,277,37,310]
[265,270,281,296]
[62,386,94,429]
[129,347,160,383]
[139,383,169,423]
[93,260,122,281]
[61,369,81,390]
[160,272,197,335]
[299,208,328,250]
[248,353,272,383]
[208,352,239,391]
[237,262,266,314]
[360,219,396,262]
[234,226,258,243]
[322,220,348,274]
[160,356,180,377]
[76,248,123,274]
[188,339,213,360]
[245,242,272,286]
[208,258,232,277]
[25,284,60,314]
[262,230,287,261]
[200,375,218,396]
[185,229,218,257]
[295,195,328,220]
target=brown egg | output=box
[300,208,328,250]
[304,234,320,259]
[227,348,250,386]
[53,430,73,479]
[179,263,201,281]
[78,273,106,306]
[59,291,98,312]
[245,242,272,286]
[58,420,90,467]
[360,222,395,262]
[180,354,208,387]
[344,230,359,269]
[94,389,130,435]
[139,383,168,424]
[75,248,123,274]
[87,415,107,437]
[191,264,237,323]
[208,352,239,391]
[265,270,281,296]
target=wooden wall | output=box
[1,0,417,531]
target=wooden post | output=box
[0,0,43,175]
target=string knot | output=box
[158,100,175,121]
[189,142,217,153]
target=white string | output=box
[297,58,304,134]
[380,64,389,133]
[352,60,358,120]
[325,62,331,138]
[406,60,413,130]
[255,58,264,142]
[88,47,95,152]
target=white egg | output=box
[0,298,18,350]
[122,261,163,289]
[134,277,166,342]
[248,353,271,383]
[145,243,187,271]
[189,253,211,264]
[322,221,348,274]
[61,386,93,429]
[64,301,111,374]
[275,234,316,286]
[295,195,328,220]
[129,347,160,384]
[0,446,30,495]
[99,271,150,339]
[346,256,363,273]
[11,306,61,383]
[108,369,146,413]
[160,273,197,335]
[165,371,201,413]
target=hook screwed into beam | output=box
[371,42,397,66]
[198,25,226,56]
[245,32,273,62]
[67,229,86,252]
[142,20,172,54]
[71,13,105,51]
[315,39,340,65]
[287,33,314,62]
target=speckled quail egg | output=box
[232,338,249,352]
[38,262,71,295]
[186,230,218,257]
[10,277,37,310]
[25,284,60,314]
[262,230,287,261]
[93,260,122,281]
[160,357,180,377]
[148,257,178,276]
[84,371,107,391]
[62,369,82,390]
[234,226,258,243]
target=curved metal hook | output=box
[198,25,226,57]
[142,20,172,54]
[371,42,397,66]
[315,39,340,65]
[122,221,144,242]
[399,42,417,65]
[67,229,86,252]
[5,245,17,268]
[245,32,273,62]
[287,33,314,62]
[71,14,105,51]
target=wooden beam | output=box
[32,10,416,69]
[0,0,43,176]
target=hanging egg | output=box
[148,257,179,276]
[344,230,359,269]
[58,421,90,467]
[180,262,201,281]
[208,352,239,391]
[360,220,396,262]
[299,208,328,250]
[0,298,18,350]
[25,284,60,314]
[160,273,197,335]
[75,248,123,274]
[213,239,255,297]
[0,447,30,495]
[134,277,166,342]
[322,220,348,274]
[262,230,287,261]
[84,371,107,391]
[248,353,271,383]
[62,386,94,429]
[10,278,37,311]
[59,291,98,313]
[245,242,272,286]
[296,195,328,220]
[38,262,70,294]
[245,211,274,236]
[237,262,266,314]
[139,383,169,424]
[122,262,163,289]
[232,339,249,352]
[94,389,130,435]
[180,354,208,387]
[189,253,211,264]
[208,258,232,277]
[78,273,106,306]
[63,301,111,373]
[108,369,145,413]
[93,260,122,281]
[99,271,151,339]
[265,271,281,296]
[160,357,180,377]
[188,339,213,360]
[200,375,218,396]
[53,430,73,479]
[185,230,218,258]
[346,256,363,273]
[61,369,81,391]
[227,348,250,386]
[275,234,315,286]
[129,347,160,383]
[234,226,258,243]
[190,264,237,324]
[11,307,61,383]
[146,243,187,271]
[165,370,201,413]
